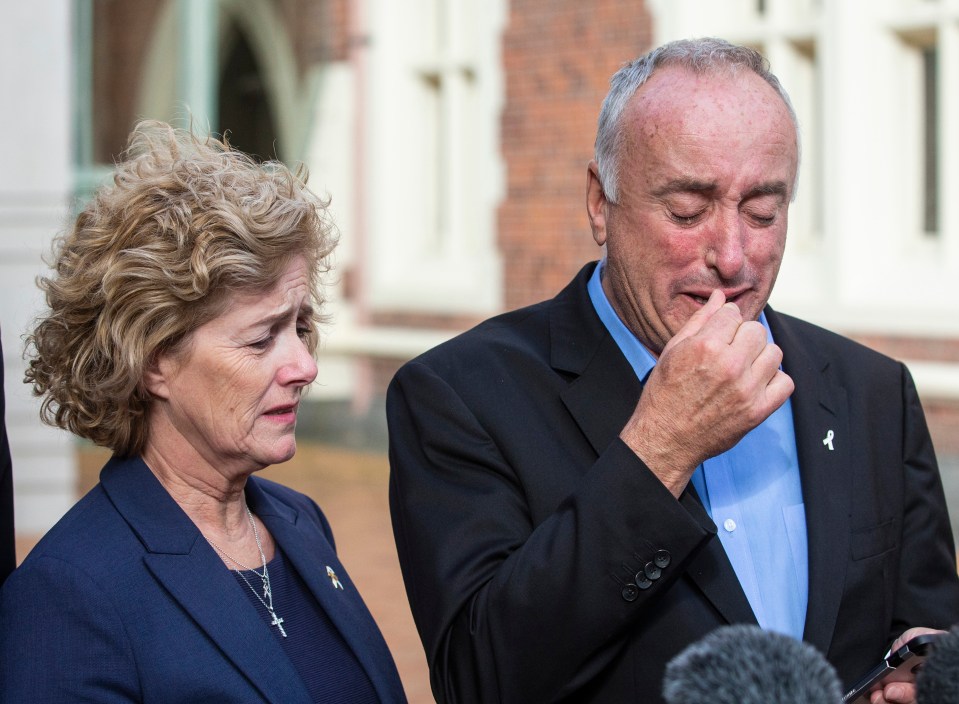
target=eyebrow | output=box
[651,178,791,200]
[651,178,717,198]
[744,181,791,199]
[249,302,315,330]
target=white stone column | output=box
[0,1,77,536]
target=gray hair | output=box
[594,37,799,204]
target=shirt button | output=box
[654,550,671,569]
[723,518,737,533]
[622,584,639,602]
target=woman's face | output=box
[146,255,318,477]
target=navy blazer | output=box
[0,455,406,703]
[388,262,959,703]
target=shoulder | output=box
[16,483,135,571]
[1,484,136,643]
[416,299,551,370]
[396,264,598,385]
[768,308,904,376]
[0,487,141,699]
[3,482,154,623]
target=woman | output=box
[0,122,407,703]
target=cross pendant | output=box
[271,612,287,637]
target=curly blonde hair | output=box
[25,120,337,457]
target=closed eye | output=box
[249,336,273,351]
[669,210,706,227]
[742,191,785,227]
[744,210,778,227]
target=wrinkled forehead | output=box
[629,65,797,140]
[640,66,779,116]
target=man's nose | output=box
[704,209,746,280]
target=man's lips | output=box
[686,289,750,305]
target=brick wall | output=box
[278,0,351,67]
[364,2,655,393]
[93,0,166,163]
[498,1,654,309]
[849,334,959,365]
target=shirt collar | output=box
[586,259,773,383]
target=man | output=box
[387,39,959,704]
[0,332,14,586]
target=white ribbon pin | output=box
[326,565,344,590]
[822,429,835,451]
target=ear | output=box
[586,160,610,246]
[142,351,173,400]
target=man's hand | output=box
[868,627,945,704]
[620,290,794,497]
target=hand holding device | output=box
[841,633,940,704]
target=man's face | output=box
[587,65,799,356]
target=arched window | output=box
[75,0,310,192]
[218,23,279,160]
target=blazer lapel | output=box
[767,308,852,655]
[101,457,311,704]
[553,264,756,627]
[248,480,404,702]
[553,264,641,456]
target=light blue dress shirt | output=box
[586,262,808,639]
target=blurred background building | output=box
[3,0,959,538]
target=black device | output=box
[841,633,940,703]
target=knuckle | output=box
[698,336,726,358]
[720,302,743,322]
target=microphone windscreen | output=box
[662,624,842,704]
[916,625,959,704]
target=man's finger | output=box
[729,319,769,360]
[663,289,726,353]
[764,369,795,411]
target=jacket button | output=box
[654,550,671,569]
[644,561,662,581]
[622,583,639,602]
[635,571,653,590]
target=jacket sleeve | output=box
[387,360,714,703]
[890,363,959,639]
[0,554,140,703]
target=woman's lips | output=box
[264,404,297,418]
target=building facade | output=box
[3,0,959,535]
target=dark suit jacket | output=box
[0,333,14,587]
[387,262,959,703]
[0,455,406,703]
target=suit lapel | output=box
[247,480,404,703]
[101,457,311,704]
[558,330,642,456]
[767,308,852,655]
[553,264,756,627]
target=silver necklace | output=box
[207,506,287,637]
